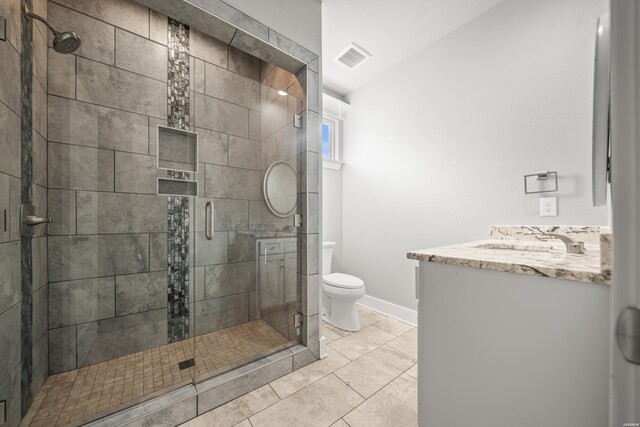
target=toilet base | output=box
[323,299,361,332]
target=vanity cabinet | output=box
[416,261,610,427]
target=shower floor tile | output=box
[24,320,290,427]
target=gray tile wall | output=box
[0,0,319,423]
[0,0,49,423]
[45,0,178,371]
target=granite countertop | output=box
[407,226,612,286]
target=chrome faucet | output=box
[542,233,585,254]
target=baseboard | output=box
[357,295,417,326]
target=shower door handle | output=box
[205,201,214,240]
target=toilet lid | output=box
[323,273,364,289]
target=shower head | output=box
[52,31,81,54]
[23,5,81,54]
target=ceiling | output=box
[322,0,504,97]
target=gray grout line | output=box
[267,383,280,402]
[333,374,366,401]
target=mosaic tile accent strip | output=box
[23,320,290,427]
[20,0,35,416]
[167,194,191,342]
[166,17,192,343]
[167,17,190,130]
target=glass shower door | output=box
[190,58,307,381]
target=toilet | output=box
[322,242,365,332]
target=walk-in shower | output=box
[0,0,320,425]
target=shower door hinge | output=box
[294,214,302,227]
[294,313,303,337]
[293,114,302,129]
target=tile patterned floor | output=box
[183,306,418,427]
[24,320,290,427]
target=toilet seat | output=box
[322,273,364,289]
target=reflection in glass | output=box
[263,161,297,217]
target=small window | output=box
[322,121,332,159]
[322,115,340,161]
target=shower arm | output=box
[23,5,60,35]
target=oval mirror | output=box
[263,161,297,217]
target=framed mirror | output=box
[263,161,297,217]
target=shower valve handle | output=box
[20,204,53,236]
[25,215,52,226]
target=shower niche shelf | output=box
[157,125,199,173]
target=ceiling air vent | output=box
[335,43,371,69]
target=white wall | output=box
[323,167,343,272]
[221,0,322,54]
[340,0,609,310]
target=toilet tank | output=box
[322,242,336,276]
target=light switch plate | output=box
[540,196,558,216]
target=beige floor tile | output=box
[324,322,351,338]
[330,420,350,427]
[374,317,414,336]
[233,421,252,427]
[322,326,342,343]
[329,326,396,361]
[343,374,417,427]
[326,345,349,360]
[406,364,418,380]
[335,345,416,398]
[386,328,417,359]
[181,417,209,427]
[270,351,350,399]
[358,309,387,328]
[181,385,279,427]
[250,374,364,427]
